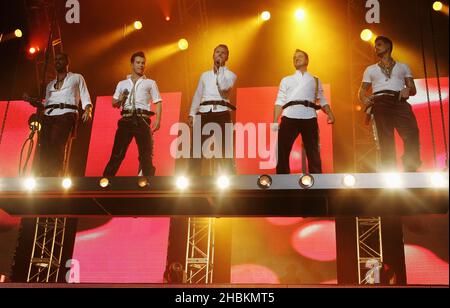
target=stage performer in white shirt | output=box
[273,49,335,174]
[188,44,237,175]
[359,36,421,172]
[38,53,92,177]
[103,51,162,177]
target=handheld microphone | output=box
[119,89,129,107]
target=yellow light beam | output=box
[148,42,181,64]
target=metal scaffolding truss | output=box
[185,218,215,284]
[347,0,381,173]
[23,0,68,284]
[27,218,67,282]
[356,217,384,285]
[24,0,64,96]
[177,0,209,30]
[347,2,385,286]
[177,1,216,285]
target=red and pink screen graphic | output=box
[399,78,449,170]
[72,93,181,283]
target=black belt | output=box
[282,100,322,111]
[121,109,155,118]
[200,101,237,111]
[45,103,78,115]
[364,90,406,120]
[372,90,402,100]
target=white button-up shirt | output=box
[362,62,413,93]
[44,72,92,116]
[275,71,329,120]
[189,67,237,116]
[113,75,163,111]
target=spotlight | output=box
[134,21,143,30]
[62,178,72,189]
[430,172,448,188]
[261,11,271,21]
[295,9,306,21]
[217,175,231,190]
[342,174,357,188]
[28,47,37,55]
[433,1,443,11]
[257,175,272,189]
[15,29,23,38]
[299,174,315,189]
[176,176,189,190]
[24,178,36,191]
[178,39,189,51]
[384,173,402,189]
[165,16,171,22]
[138,177,150,188]
[360,29,373,42]
[99,178,110,188]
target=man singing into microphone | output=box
[188,44,237,175]
[37,53,93,177]
[103,51,162,176]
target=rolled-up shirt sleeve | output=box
[113,82,123,101]
[151,81,163,104]
[362,67,372,84]
[318,79,329,107]
[403,64,413,78]
[45,83,52,102]
[217,67,236,92]
[190,75,204,116]
[275,78,288,107]
[78,75,92,109]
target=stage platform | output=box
[0,173,448,217]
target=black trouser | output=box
[36,113,77,177]
[103,116,155,176]
[276,117,322,174]
[372,98,421,172]
[190,111,235,175]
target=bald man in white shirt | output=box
[273,49,335,174]
[37,53,93,177]
[359,36,421,172]
[188,44,237,175]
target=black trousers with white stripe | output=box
[372,98,421,172]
